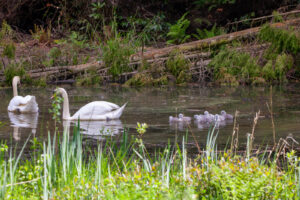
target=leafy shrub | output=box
[259,25,300,54]
[2,42,16,59]
[194,0,236,10]
[102,34,136,78]
[167,13,190,45]
[209,48,261,84]
[193,24,226,40]
[4,63,26,85]
[0,20,14,44]
[166,50,191,84]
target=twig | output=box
[226,9,300,26]
[266,86,276,146]
[230,110,239,155]
[3,176,45,187]
[249,110,261,153]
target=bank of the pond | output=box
[1,18,300,87]
[0,124,299,199]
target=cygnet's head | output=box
[169,116,173,121]
[221,110,226,115]
[178,113,184,118]
[194,115,198,119]
[204,111,209,115]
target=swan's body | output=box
[221,110,233,120]
[8,76,39,113]
[55,88,126,120]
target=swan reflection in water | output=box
[63,120,123,140]
[8,112,39,140]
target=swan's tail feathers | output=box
[107,102,127,120]
[20,96,39,113]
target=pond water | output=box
[0,84,300,151]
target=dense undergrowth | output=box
[208,25,300,85]
[1,7,300,86]
[0,121,300,199]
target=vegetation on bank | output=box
[0,1,300,86]
[0,119,299,199]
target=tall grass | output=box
[0,123,299,199]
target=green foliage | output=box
[4,63,25,85]
[49,92,63,124]
[120,13,169,44]
[102,34,136,78]
[194,0,236,10]
[193,24,225,40]
[166,51,191,84]
[0,20,13,43]
[136,122,148,136]
[76,68,102,86]
[167,13,190,45]
[209,48,261,84]
[0,124,300,199]
[259,25,300,54]
[2,42,16,59]
[210,47,295,84]
[264,53,293,82]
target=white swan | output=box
[7,76,39,113]
[55,87,127,120]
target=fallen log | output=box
[130,18,300,61]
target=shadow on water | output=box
[0,84,300,152]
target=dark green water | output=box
[0,84,299,150]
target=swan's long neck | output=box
[13,79,18,96]
[60,89,71,120]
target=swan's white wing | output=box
[71,101,120,120]
[8,95,38,113]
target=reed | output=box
[0,122,299,199]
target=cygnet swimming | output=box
[169,113,191,122]
[220,110,233,120]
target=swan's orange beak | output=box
[50,95,54,99]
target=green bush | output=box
[259,25,300,54]
[102,34,136,78]
[167,13,190,45]
[4,63,25,85]
[209,48,261,84]
[2,42,16,59]
[166,50,191,84]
